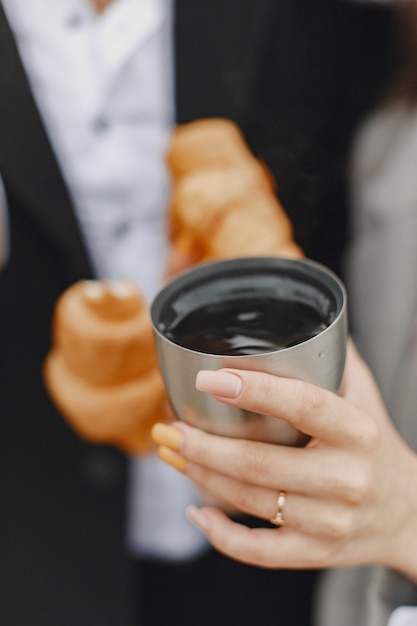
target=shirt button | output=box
[113,222,129,239]
[92,117,110,134]
[65,14,83,28]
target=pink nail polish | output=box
[195,370,243,398]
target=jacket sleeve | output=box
[0,175,9,270]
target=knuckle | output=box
[306,542,333,569]
[360,418,381,451]
[252,375,275,409]
[339,468,371,505]
[235,441,269,482]
[186,460,206,486]
[233,488,256,514]
[188,428,212,463]
[296,383,323,423]
[323,511,355,541]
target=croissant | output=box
[167,117,268,180]
[166,118,302,277]
[44,280,169,454]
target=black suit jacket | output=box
[0,1,395,624]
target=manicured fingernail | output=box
[157,445,187,473]
[186,505,210,533]
[195,370,243,398]
[151,423,182,450]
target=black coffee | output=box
[166,296,330,356]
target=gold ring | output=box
[270,491,286,527]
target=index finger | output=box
[196,368,370,448]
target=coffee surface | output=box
[166,296,329,355]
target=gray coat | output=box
[315,104,417,626]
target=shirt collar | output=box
[94,0,165,75]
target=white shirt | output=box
[389,607,417,626]
[2,0,207,561]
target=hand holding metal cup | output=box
[150,256,347,446]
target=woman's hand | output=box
[152,341,417,580]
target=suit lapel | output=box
[0,0,273,277]
[174,0,275,126]
[0,4,93,279]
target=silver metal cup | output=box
[151,257,347,445]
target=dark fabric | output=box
[0,4,135,624]
[0,1,397,624]
[135,550,317,626]
[174,0,275,126]
[0,199,134,626]
[243,0,397,278]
